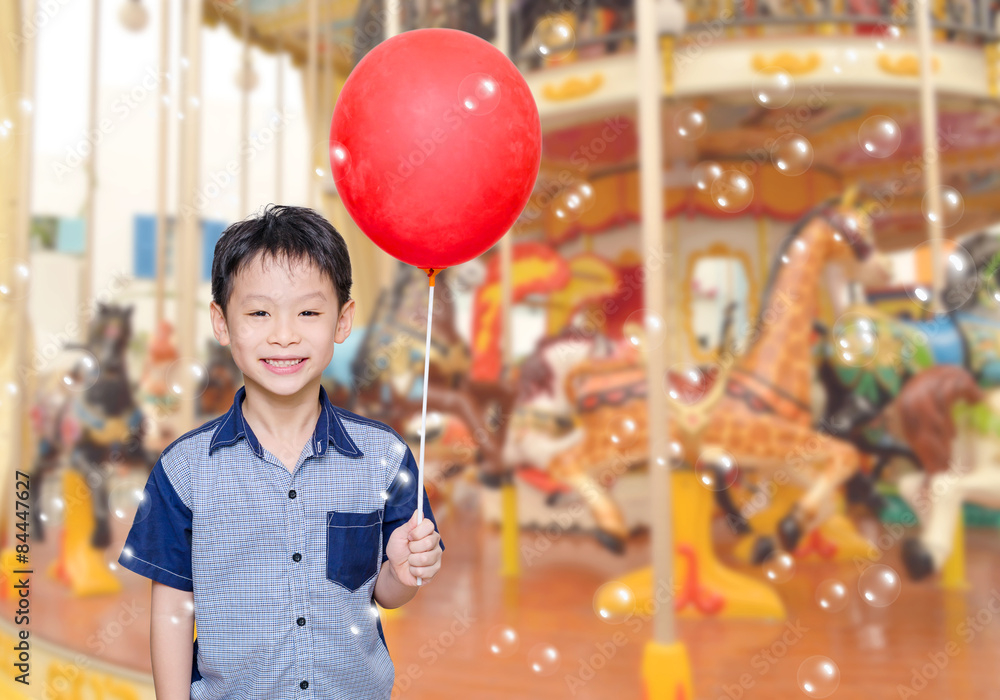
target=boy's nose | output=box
[268,317,300,345]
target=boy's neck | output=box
[241,381,323,450]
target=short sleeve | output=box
[381,446,444,563]
[118,454,194,591]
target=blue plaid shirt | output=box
[118,385,441,699]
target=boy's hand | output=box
[385,511,442,587]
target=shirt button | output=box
[297,616,306,626]
[292,552,302,562]
[300,680,309,690]
[288,489,297,499]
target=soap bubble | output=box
[798,656,841,698]
[771,134,814,176]
[532,16,575,61]
[711,170,754,213]
[763,550,796,583]
[858,116,901,158]
[815,579,849,613]
[593,581,636,624]
[459,73,501,116]
[527,643,560,676]
[752,70,795,108]
[486,625,519,658]
[921,186,964,228]
[695,451,739,491]
[858,564,901,607]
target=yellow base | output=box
[52,470,122,597]
[941,515,968,591]
[733,486,872,563]
[597,472,785,621]
[500,483,520,578]
[0,550,25,600]
[641,640,693,700]
[0,622,155,699]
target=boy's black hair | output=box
[211,205,353,315]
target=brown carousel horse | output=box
[347,262,515,488]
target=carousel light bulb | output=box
[119,0,149,32]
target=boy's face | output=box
[210,253,354,403]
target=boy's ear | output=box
[209,301,231,346]
[335,299,356,344]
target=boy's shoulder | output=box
[326,402,409,453]
[159,413,229,462]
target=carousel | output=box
[2,1,1000,699]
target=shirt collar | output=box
[209,385,363,459]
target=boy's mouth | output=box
[261,357,309,374]
[262,358,306,368]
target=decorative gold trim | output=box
[751,52,821,75]
[987,43,1000,98]
[542,73,605,101]
[877,53,939,77]
[683,243,758,364]
[661,36,676,96]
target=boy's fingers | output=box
[407,550,441,567]
[408,532,440,553]
[407,517,436,540]
[409,563,441,580]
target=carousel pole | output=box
[307,0,318,209]
[154,0,171,327]
[1,0,38,563]
[379,2,401,285]
[386,0,400,40]
[915,0,944,316]
[494,0,519,580]
[175,0,203,431]
[239,0,250,217]
[79,0,101,342]
[916,0,967,590]
[275,35,284,204]
[637,0,692,696]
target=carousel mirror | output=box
[683,243,756,362]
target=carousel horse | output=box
[807,228,1000,578]
[29,303,151,549]
[665,193,890,556]
[815,230,1000,505]
[347,262,515,486]
[501,328,641,552]
[892,366,1000,580]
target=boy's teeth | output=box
[265,359,302,367]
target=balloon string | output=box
[415,273,436,587]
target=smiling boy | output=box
[118,205,443,699]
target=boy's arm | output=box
[374,511,442,609]
[150,581,195,700]
[376,447,445,609]
[373,563,418,610]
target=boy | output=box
[118,205,444,700]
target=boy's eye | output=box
[250,311,268,317]
[301,311,319,317]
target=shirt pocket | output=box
[326,510,381,592]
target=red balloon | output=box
[330,29,541,270]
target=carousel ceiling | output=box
[537,96,1000,251]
